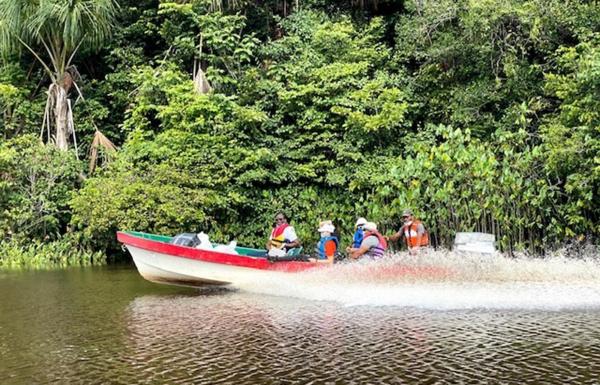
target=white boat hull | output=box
[127,245,286,287]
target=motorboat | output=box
[117,231,320,287]
[118,230,455,288]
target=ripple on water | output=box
[1,256,600,385]
[120,294,600,385]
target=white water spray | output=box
[236,249,600,310]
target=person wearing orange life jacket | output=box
[266,211,301,253]
[386,209,429,255]
[346,222,387,260]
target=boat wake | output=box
[235,249,600,310]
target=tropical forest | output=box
[0,0,599,268]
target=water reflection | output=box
[123,293,600,385]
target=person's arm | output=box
[285,239,300,249]
[348,236,377,259]
[266,239,272,250]
[348,245,370,259]
[386,230,402,243]
[325,254,335,264]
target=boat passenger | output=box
[309,221,337,264]
[266,211,301,253]
[386,209,429,255]
[345,222,387,260]
[352,217,367,248]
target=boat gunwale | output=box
[117,231,318,272]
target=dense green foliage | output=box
[1,0,599,265]
[0,135,81,240]
[0,135,102,267]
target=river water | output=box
[1,252,600,384]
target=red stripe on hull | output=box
[117,232,319,273]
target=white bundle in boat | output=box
[196,232,239,255]
[214,241,239,255]
[196,232,213,250]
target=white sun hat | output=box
[355,217,367,227]
[363,222,378,231]
[318,221,335,233]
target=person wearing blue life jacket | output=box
[309,221,338,264]
[352,217,367,248]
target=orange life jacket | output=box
[402,220,429,247]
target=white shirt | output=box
[270,226,298,242]
[282,226,298,242]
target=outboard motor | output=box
[170,233,201,248]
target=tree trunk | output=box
[53,83,69,151]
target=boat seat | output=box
[286,247,303,257]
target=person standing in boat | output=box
[385,209,429,255]
[352,217,367,248]
[345,222,387,260]
[309,221,338,264]
[267,212,301,253]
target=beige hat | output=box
[363,222,377,231]
[402,209,414,217]
[355,217,367,227]
[318,222,335,233]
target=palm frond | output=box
[193,66,212,94]
[0,0,119,61]
[0,0,36,54]
[89,129,117,174]
[53,0,119,53]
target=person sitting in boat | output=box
[345,221,387,260]
[308,221,338,264]
[385,209,429,255]
[352,217,367,248]
[266,211,301,255]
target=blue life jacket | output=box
[315,236,338,260]
[352,228,364,248]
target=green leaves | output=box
[0,135,82,242]
[540,35,600,236]
[0,1,596,262]
[68,5,599,254]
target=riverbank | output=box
[0,239,105,270]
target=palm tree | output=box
[0,0,119,151]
